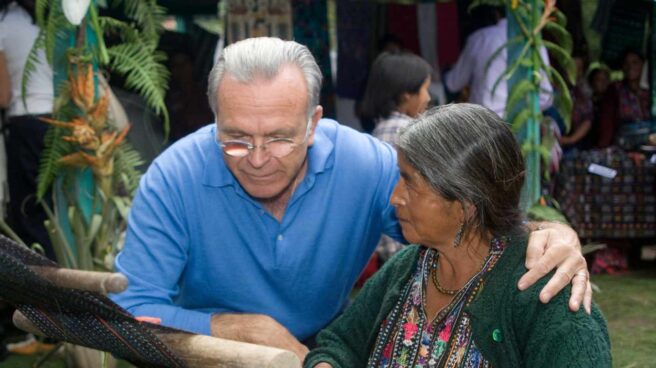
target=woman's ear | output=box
[460,201,476,223]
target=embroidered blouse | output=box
[367,239,506,368]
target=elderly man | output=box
[113,37,589,361]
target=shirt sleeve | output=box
[111,162,213,335]
[444,36,475,93]
[376,140,405,243]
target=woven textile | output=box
[555,149,656,238]
[0,235,186,368]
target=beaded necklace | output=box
[367,238,506,368]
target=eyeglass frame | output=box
[216,118,313,158]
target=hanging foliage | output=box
[21,0,167,271]
[471,0,575,217]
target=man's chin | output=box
[241,181,286,201]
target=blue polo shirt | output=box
[112,119,402,340]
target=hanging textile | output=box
[436,1,460,69]
[292,0,335,117]
[226,0,293,44]
[387,4,420,55]
[335,0,376,100]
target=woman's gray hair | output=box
[207,37,322,119]
[397,103,526,238]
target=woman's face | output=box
[399,77,431,118]
[390,152,462,247]
[591,70,610,95]
[623,53,643,83]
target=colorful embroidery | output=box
[367,239,506,368]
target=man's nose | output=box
[247,145,270,168]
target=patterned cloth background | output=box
[555,149,656,239]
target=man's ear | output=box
[307,105,323,147]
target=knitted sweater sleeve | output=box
[304,246,419,368]
[513,277,612,367]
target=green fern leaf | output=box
[505,79,535,116]
[45,6,73,65]
[121,0,166,47]
[509,108,532,133]
[543,40,576,85]
[35,0,49,29]
[113,142,144,195]
[543,21,573,55]
[21,30,46,111]
[552,8,568,28]
[548,66,573,133]
[98,16,140,43]
[107,43,170,135]
[37,127,71,199]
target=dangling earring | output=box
[453,223,464,248]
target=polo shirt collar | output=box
[202,120,335,188]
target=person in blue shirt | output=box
[112,37,591,362]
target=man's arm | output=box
[112,163,214,334]
[211,314,309,362]
[518,222,591,313]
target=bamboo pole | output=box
[13,311,301,368]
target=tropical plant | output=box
[470,0,575,216]
[22,0,169,271]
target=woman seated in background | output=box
[359,52,432,146]
[357,52,432,265]
[305,104,611,368]
[560,55,594,151]
[598,49,650,148]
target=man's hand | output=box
[518,222,592,314]
[211,313,309,361]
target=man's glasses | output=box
[218,121,311,158]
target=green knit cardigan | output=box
[305,237,611,367]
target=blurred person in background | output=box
[358,51,432,264]
[598,49,649,148]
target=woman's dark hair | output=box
[359,52,431,121]
[397,103,526,239]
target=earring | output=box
[453,223,464,248]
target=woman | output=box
[0,0,54,259]
[358,51,432,265]
[305,104,611,367]
[598,49,650,148]
[359,51,432,146]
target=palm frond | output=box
[107,43,170,135]
[21,30,46,111]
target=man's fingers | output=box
[584,278,593,315]
[525,229,549,269]
[291,342,309,362]
[568,270,588,312]
[518,254,559,291]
